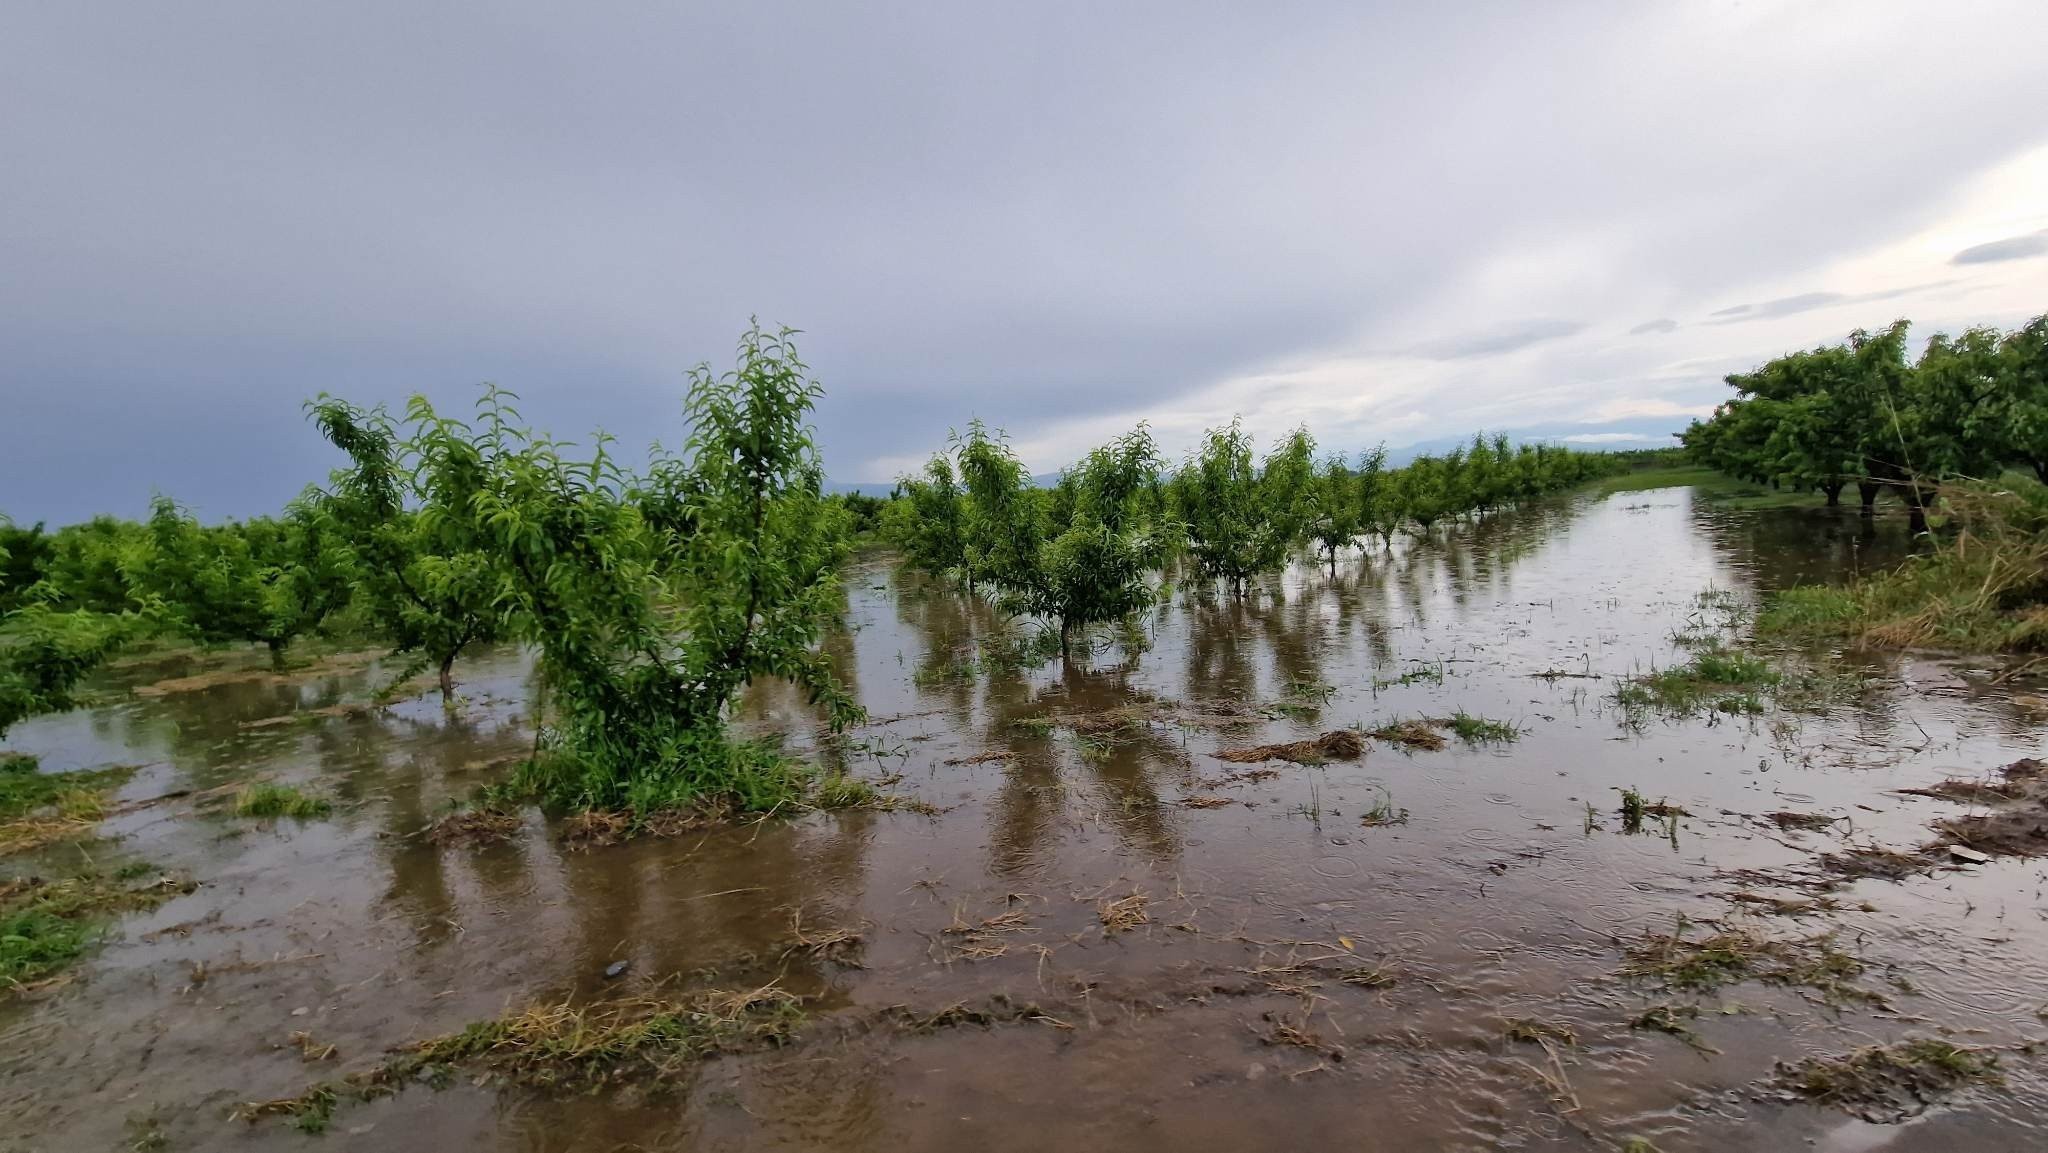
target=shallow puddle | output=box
[5,486,2046,1152]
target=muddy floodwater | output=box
[8,486,2048,1152]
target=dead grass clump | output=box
[1765,811,1842,833]
[1181,795,1233,809]
[1252,1000,1344,1061]
[1098,891,1151,934]
[784,908,866,967]
[1814,845,1935,883]
[942,750,1012,766]
[1774,1038,2002,1122]
[1365,719,1448,751]
[287,1030,338,1062]
[1914,757,2048,859]
[1502,1017,1578,1046]
[559,805,730,848]
[1629,1003,1710,1052]
[1213,729,1364,765]
[1723,891,1839,917]
[934,904,1033,963]
[425,807,524,847]
[1619,921,1880,1005]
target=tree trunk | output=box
[1858,482,1881,512]
[438,653,456,706]
[1904,485,1934,535]
[1821,481,1843,506]
[2034,459,2048,486]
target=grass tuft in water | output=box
[232,782,333,819]
[1437,711,1519,743]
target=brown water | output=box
[5,487,2046,1152]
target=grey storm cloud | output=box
[1953,230,2048,265]
[1630,318,1679,335]
[3,2,2048,524]
[1410,319,1586,360]
[1704,281,1957,327]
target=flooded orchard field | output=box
[7,484,2048,1152]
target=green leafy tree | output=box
[887,452,968,583]
[1259,426,1319,549]
[2003,315,2048,483]
[955,421,1043,594]
[0,603,130,738]
[1308,453,1360,571]
[1355,445,1397,547]
[308,396,505,705]
[133,497,354,668]
[442,325,862,814]
[1007,426,1163,645]
[1174,420,1292,597]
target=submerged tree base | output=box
[453,728,906,848]
[1761,483,2048,654]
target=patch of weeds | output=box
[1760,484,2048,655]
[2,869,192,990]
[912,651,981,688]
[1372,661,1445,691]
[1619,919,1881,1006]
[241,985,805,1129]
[1774,1038,2001,1122]
[232,782,332,819]
[1436,711,1519,744]
[1614,645,1778,720]
[1618,788,1687,838]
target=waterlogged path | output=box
[5,487,2046,1152]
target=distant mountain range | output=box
[826,417,1685,495]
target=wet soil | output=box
[6,486,2048,1152]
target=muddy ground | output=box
[5,487,2047,1152]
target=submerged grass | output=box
[1619,919,1880,1006]
[2,868,191,990]
[1774,1038,2002,1122]
[0,754,137,856]
[243,984,806,1132]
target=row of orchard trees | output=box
[1682,314,2048,530]
[2,326,867,817]
[885,419,1622,639]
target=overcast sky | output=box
[5,2,2048,524]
